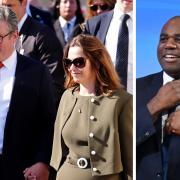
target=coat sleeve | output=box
[119,94,133,179]
[35,66,57,164]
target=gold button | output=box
[91,150,96,155]
[91,98,95,103]
[89,133,94,138]
[92,167,98,172]
[90,116,95,120]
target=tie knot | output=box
[122,14,130,23]
[0,61,4,69]
[66,22,71,29]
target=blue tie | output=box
[65,22,71,42]
[116,14,130,88]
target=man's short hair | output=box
[0,5,18,32]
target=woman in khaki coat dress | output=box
[50,34,132,180]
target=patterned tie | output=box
[0,61,4,68]
[64,22,71,42]
[116,14,130,88]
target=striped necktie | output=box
[116,14,130,88]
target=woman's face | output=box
[66,46,96,86]
[59,0,78,21]
[89,0,110,16]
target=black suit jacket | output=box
[29,5,53,28]
[0,53,56,180]
[136,72,180,180]
[16,16,65,106]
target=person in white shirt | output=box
[85,0,133,94]
[0,5,56,180]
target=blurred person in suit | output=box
[1,0,65,107]
[53,0,84,46]
[70,0,116,39]
[26,0,54,28]
[86,0,116,19]
[85,0,133,94]
[137,16,180,180]
[0,5,56,180]
[50,34,132,180]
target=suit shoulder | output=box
[137,72,162,86]
[18,53,46,70]
[87,10,112,24]
[27,16,54,34]
[110,89,132,104]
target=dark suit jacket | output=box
[136,71,180,180]
[29,5,53,28]
[0,53,56,180]
[16,15,65,106]
[53,17,84,48]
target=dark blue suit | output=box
[136,71,180,180]
[29,5,53,28]
[0,53,56,180]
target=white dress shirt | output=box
[161,72,174,143]
[0,51,17,153]
[105,4,133,94]
[59,16,76,42]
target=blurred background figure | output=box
[71,0,116,39]
[1,0,65,107]
[28,0,56,12]
[85,0,133,94]
[53,0,84,46]
[86,0,116,19]
[26,0,55,28]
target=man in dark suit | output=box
[137,16,180,180]
[53,0,84,48]
[0,6,56,180]
[1,0,65,106]
[85,0,133,94]
[27,3,53,28]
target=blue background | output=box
[136,0,180,78]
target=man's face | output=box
[117,0,133,13]
[157,17,180,78]
[1,0,26,21]
[0,20,18,61]
[59,0,77,21]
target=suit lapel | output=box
[147,72,163,101]
[16,16,32,52]
[97,11,113,44]
[54,20,66,47]
[3,54,26,152]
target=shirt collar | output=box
[18,13,28,31]
[113,3,133,20]
[59,16,76,28]
[163,71,174,85]
[26,3,32,17]
[2,50,17,71]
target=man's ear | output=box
[13,30,19,42]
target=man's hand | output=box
[23,162,49,180]
[165,110,180,135]
[147,80,180,122]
